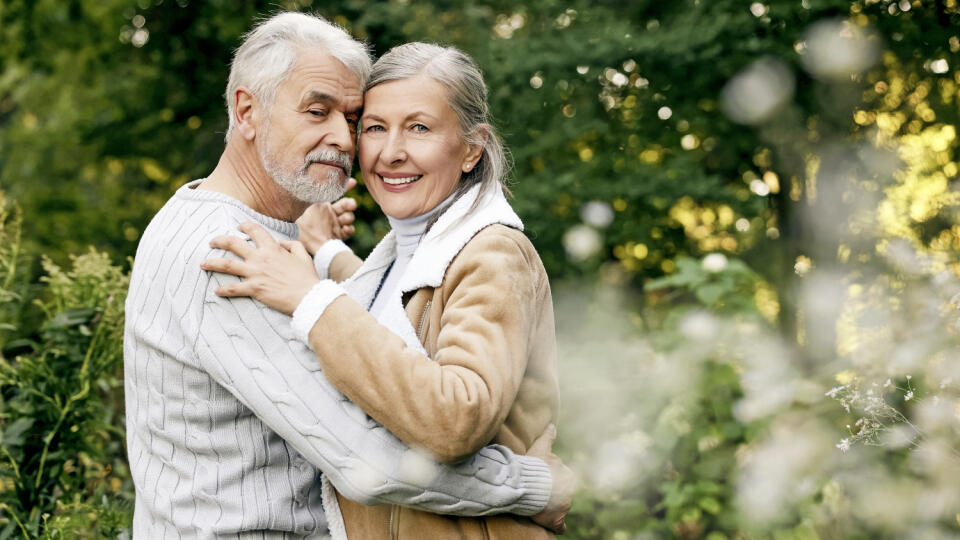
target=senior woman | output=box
[203,42,566,539]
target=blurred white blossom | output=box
[721,58,795,124]
[702,253,728,272]
[802,19,879,80]
[563,225,602,261]
[580,201,615,228]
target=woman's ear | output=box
[462,125,490,173]
[234,88,258,141]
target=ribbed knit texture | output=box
[124,180,552,538]
[368,199,448,318]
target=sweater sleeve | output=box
[305,228,545,463]
[193,252,551,516]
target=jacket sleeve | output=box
[193,252,551,516]
[312,239,363,282]
[307,229,544,463]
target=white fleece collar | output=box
[340,184,523,348]
[347,184,522,296]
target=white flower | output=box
[825,385,846,398]
[702,253,728,273]
[579,201,615,228]
[836,438,851,453]
[904,391,914,401]
[802,19,879,80]
[562,225,602,261]
[721,58,795,124]
[883,378,892,388]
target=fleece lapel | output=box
[397,184,523,294]
[340,183,524,355]
[341,230,397,309]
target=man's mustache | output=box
[300,149,352,177]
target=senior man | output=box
[124,11,570,538]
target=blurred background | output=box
[3,0,960,537]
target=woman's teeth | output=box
[381,175,421,185]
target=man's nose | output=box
[325,113,355,155]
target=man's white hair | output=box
[224,11,371,141]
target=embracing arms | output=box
[192,232,554,517]
[202,222,574,531]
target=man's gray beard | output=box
[259,139,352,205]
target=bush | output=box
[0,194,133,538]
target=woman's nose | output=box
[383,133,407,163]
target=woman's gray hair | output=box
[367,43,512,211]
[224,12,371,142]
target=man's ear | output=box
[462,125,489,173]
[234,88,258,141]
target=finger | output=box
[344,177,358,192]
[238,222,278,249]
[214,280,257,298]
[280,240,312,260]
[528,424,557,457]
[337,212,355,226]
[339,225,355,238]
[332,197,357,213]
[209,235,255,260]
[201,257,252,278]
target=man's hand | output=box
[528,425,576,535]
[297,179,358,255]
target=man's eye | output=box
[308,109,327,117]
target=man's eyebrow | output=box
[298,91,338,108]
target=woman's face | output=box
[359,75,481,219]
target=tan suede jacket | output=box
[307,188,559,539]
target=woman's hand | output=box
[297,180,358,255]
[201,222,322,315]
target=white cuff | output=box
[291,281,346,344]
[313,240,352,280]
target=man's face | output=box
[257,51,363,204]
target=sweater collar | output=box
[385,191,456,263]
[177,179,300,237]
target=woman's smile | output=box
[377,171,423,187]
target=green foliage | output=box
[2,1,960,538]
[646,255,761,314]
[0,200,131,537]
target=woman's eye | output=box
[364,124,385,133]
[411,123,429,133]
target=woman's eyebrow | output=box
[404,111,439,122]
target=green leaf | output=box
[695,284,726,305]
[43,307,98,330]
[698,496,722,515]
[2,417,34,447]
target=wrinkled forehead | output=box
[283,50,364,108]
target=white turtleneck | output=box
[368,195,455,318]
